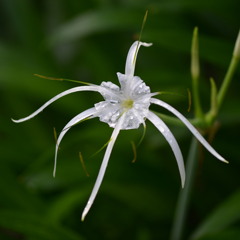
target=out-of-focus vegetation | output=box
[0,0,240,239]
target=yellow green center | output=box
[122,99,134,109]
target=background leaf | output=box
[191,190,240,239]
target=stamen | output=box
[131,141,137,163]
[53,127,58,147]
[122,99,134,109]
[137,123,146,146]
[187,88,192,112]
[133,10,149,65]
[79,152,90,177]
[34,74,91,85]
[91,138,112,158]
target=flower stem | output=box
[155,112,204,128]
[217,55,240,111]
[217,30,240,112]
[170,138,198,240]
[170,29,240,240]
[191,27,204,119]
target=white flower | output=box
[12,41,228,221]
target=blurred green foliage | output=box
[0,0,240,239]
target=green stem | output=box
[170,138,198,240]
[191,27,204,119]
[192,76,203,119]
[170,29,240,240]
[207,31,240,124]
[217,55,239,110]
[155,112,205,128]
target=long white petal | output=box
[12,85,119,123]
[81,113,126,221]
[150,98,228,163]
[147,111,185,187]
[53,107,97,177]
[125,41,152,77]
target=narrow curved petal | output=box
[125,41,152,77]
[147,111,185,187]
[81,113,126,221]
[151,98,228,163]
[12,85,120,123]
[53,107,97,177]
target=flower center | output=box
[122,99,134,109]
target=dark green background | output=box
[1,0,240,239]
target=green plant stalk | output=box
[192,76,203,119]
[191,27,204,119]
[205,54,239,125]
[217,55,240,111]
[217,30,240,113]
[204,78,218,126]
[155,112,204,128]
[170,30,240,240]
[170,138,198,240]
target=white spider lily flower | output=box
[12,41,228,221]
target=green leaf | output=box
[102,182,171,219]
[0,165,44,212]
[191,190,240,239]
[0,210,84,240]
[46,187,91,223]
[197,229,240,240]
[49,9,142,45]
[145,29,232,67]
